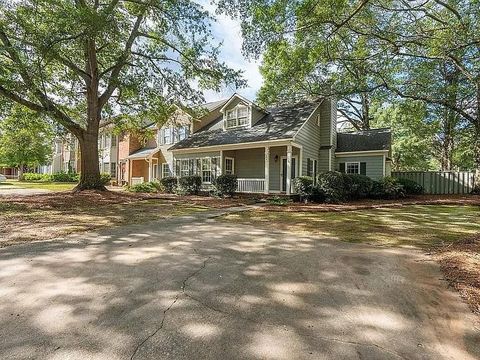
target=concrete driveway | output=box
[0,210,478,360]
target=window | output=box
[111,135,117,147]
[163,128,172,144]
[153,164,158,179]
[177,126,189,141]
[225,105,249,129]
[225,157,234,175]
[180,159,190,177]
[110,162,117,177]
[306,158,317,178]
[346,162,360,174]
[201,158,212,183]
[162,163,171,178]
[316,114,321,126]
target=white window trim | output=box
[225,157,235,175]
[161,163,171,178]
[225,105,250,129]
[346,161,360,174]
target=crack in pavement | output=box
[129,256,211,360]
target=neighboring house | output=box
[121,93,391,194]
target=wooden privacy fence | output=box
[392,171,476,195]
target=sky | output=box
[200,2,262,103]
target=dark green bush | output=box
[51,172,79,182]
[344,174,373,199]
[100,173,112,186]
[177,175,202,195]
[213,174,238,197]
[21,173,52,182]
[126,182,158,193]
[160,176,177,193]
[370,177,406,199]
[293,176,314,202]
[317,171,346,203]
[150,180,162,191]
[396,178,423,195]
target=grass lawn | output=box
[0,191,248,247]
[223,205,480,314]
[0,180,76,191]
[223,205,480,248]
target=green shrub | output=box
[317,171,346,203]
[160,176,178,193]
[370,177,406,199]
[50,172,79,182]
[267,196,292,206]
[344,174,373,199]
[21,173,52,182]
[396,178,423,195]
[213,174,238,197]
[150,180,162,191]
[177,175,202,195]
[127,182,158,193]
[293,176,314,202]
[99,173,112,186]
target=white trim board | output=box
[171,139,301,153]
[280,155,299,192]
[335,150,389,157]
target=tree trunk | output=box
[74,130,105,191]
[472,117,480,193]
[17,165,24,180]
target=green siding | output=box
[234,148,265,179]
[294,104,321,175]
[335,155,385,180]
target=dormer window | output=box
[225,105,249,129]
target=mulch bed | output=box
[433,234,480,315]
[261,195,480,212]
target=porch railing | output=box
[131,177,144,185]
[236,178,265,193]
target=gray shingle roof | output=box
[169,100,318,150]
[336,128,391,153]
[126,147,158,159]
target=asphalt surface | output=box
[0,209,478,360]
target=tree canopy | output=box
[216,0,480,189]
[0,0,244,189]
[0,105,54,173]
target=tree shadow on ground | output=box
[0,215,479,359]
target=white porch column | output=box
[286,144,292,195]
[148,156,153,182]
[219,150,224,176]
[264,146,270,194]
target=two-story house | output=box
[120,93,392,194]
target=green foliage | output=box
[21,173,52,182]
[50,172,80,183]
[343,174,373,200]
[293,176,314,201]
[370,177,406,200]
[317,171,346,203]
[126,182,159,193]
[267,196,292,206]
[99,173,112,186]
[0,106,54,169]
[396,178,424,195]
[160,177,178,193]
[0,1,244,189]
[177,175,202,195]
[213,174,238,197]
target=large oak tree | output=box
[0,0,244,190]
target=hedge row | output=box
[21,172,111,185]
[127,174,238,196]
[293,171,423,203]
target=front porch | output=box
[173,143,302,195]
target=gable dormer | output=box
[220,93,266,130]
